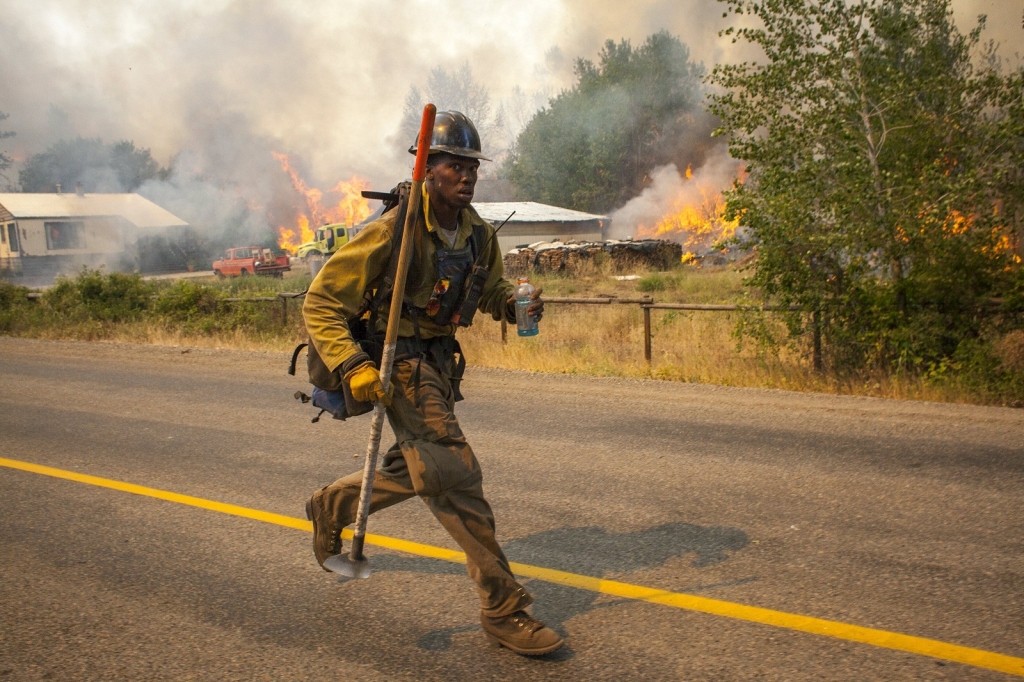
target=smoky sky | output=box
[1,0,1020,193]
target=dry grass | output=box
[460,305,776,380]
[5,264,1017,405]
[121,322,305,352]
[459,295,994,405]
[19,317,307,353]
[51,308,980,404]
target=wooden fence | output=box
[23,290,822,370]
[499,296,821,370]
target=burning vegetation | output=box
[635,164,741,262]
[610,154,745,261]
[272,152,373,254]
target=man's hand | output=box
[506,286,544,321]
[344,362,393,406]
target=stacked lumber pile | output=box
[502,248,534,277]
[604,240,682,271]
[504,239,683,277]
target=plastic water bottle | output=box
[515,278,539,337]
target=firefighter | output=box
[303,111,561,656]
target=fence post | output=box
[280,295,288,327]
[501,318,508,345]
[643,305,652,364]
[812,309,822,372]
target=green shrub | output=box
[638,273,668,292]
[925,335,1024,405]
[42,268,154,323]
[152,279,283,335]
[210,272,311,297]
[154,280,221,322]
[0,280,33,333]
[0,279,29,312]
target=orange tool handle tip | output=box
[412,104,437,182]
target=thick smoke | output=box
[0,0,573,188]
[135,112,302,248]
[0,0,1017,232]
[609,148,742,241]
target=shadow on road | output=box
[360,522,751,657]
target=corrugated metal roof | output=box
[474,201,607,223]
[0,193,188,229]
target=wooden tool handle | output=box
[349,104,436,562]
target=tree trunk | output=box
[850,38,906,317]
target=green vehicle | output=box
[296,223,358,260]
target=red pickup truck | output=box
[213,246,291,278]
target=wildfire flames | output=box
[273,152,373,254]
[942,208,1021,264]
[636,164,742,262]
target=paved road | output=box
[1,337,1022,681]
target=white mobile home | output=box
[0,192,188,284]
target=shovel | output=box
[324,103,436,579]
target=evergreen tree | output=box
[20,137,163,193]
[507,32,707,214]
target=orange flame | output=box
[272,152,373,254]
[636,171,742,261]
[930,208,1019,266]
[329,177,374,226]
[943,209,971,236]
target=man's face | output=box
[426,155,480,210]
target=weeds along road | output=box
[1,336,1022,681]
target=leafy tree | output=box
[507,32,707,214]
[708,0,1024,375]
[19,137,162,193]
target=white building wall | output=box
[0,221,12,259]
[16,217,127,257]
[494,219,605,254]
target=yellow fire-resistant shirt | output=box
[302,192,514,373]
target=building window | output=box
[7,223,18,253]
[45,221,86,250]
[1,222,6,244]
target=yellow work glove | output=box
[344,361,392,406]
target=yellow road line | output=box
[2,456,1022,677]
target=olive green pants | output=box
[314,356,532,618]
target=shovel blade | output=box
[324,553,372,579]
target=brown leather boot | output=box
[480,610,564,656]
[305,490,340,571]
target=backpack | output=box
[289,183,489,423]
[289,183,410,422]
